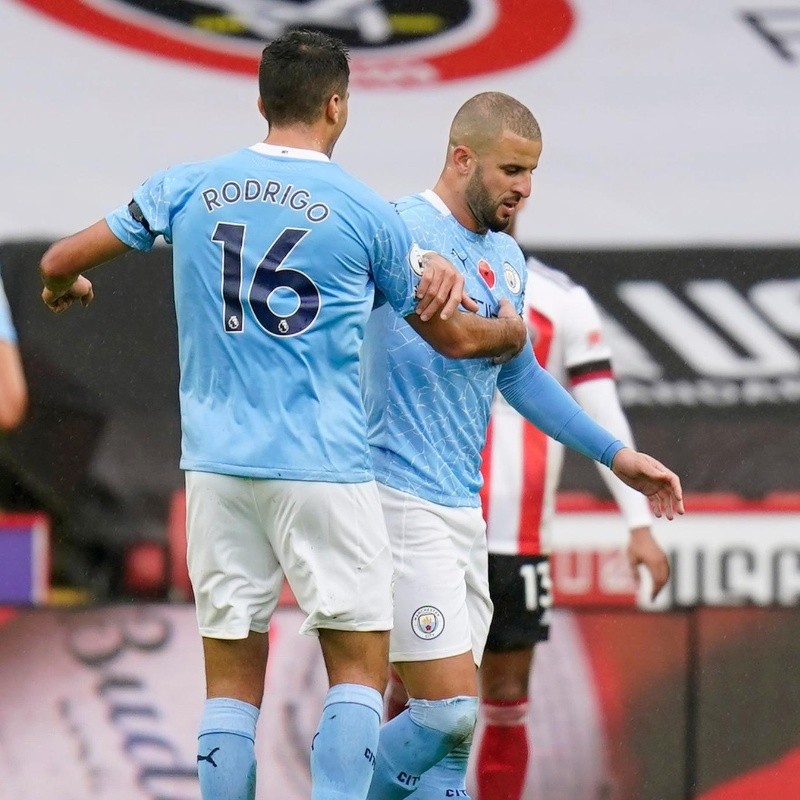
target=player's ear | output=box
[325,93,344,125]
[451,144,475,177]
[257,95,267,121]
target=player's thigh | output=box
[485,553,553,654]
[186,471,283,640]
[258,479,393,636]
[378,483,480,664]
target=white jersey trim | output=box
[249,142,330,162]
[419,189,452,217]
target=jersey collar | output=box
[419,189,451,216]
[249,142,330,162]
[419,188,487,243]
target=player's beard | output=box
[464,165,512,233]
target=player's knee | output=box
[408,695,478,744]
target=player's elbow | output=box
[39,239,74,282]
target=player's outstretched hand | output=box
[415,252,479,322]
[627,526,671,600]
[42,275,94,313]
[611,448,685,520]
[491,298,526,365]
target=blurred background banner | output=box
[1,603,799,800]
[533,248,800,499]
[2,0,798,245]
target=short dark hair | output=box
[259,30,350,127]
[450,92,541,151]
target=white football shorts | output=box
[377,482,493,666]
[186,471,394,639]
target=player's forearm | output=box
[447,311,526,358]
[40,220,129,291]
[405,308,525,360]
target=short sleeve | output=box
[0,279,17,343]
[105,168,174,252]
[368,204,419,318]
[562,285,613,370]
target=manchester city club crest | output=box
[503,262,522,294]
[411,605,445,640]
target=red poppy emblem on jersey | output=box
[478,259,496,288]
[16,0,574,88]
[588,329,603,346]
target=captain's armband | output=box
[127,199,152,233]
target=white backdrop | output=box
[2,0,798,246]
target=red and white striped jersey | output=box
[480,258,651,555]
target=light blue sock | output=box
[367,696,478,800]
[413,737,473,799]
[197,697,259,800]
[310,683,384,800]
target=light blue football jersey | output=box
[362,190,527,507]
[0,276,17,343]
[106,143,420,481]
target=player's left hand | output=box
[610,448,685,520]
[41,275,94,313]
[491,298,526,365]
[627,526,670,600]
[415,252,479,322]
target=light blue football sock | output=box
[413,737,473,799]
[367,696,478,800]
[310,683,384,800]
[197,697,259,800]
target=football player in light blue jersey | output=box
[0,273,27,432]
[362,93,685,800]
[39,35,527,800]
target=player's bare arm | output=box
[610,448,685,521]
[414,251,479,322]
[40,220,130,313]
[405,296,526,361]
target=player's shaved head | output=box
[449,92,541,153]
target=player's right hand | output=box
[415,252,479,322]
[42,275,94,313]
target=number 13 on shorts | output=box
[519,558,553,612]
